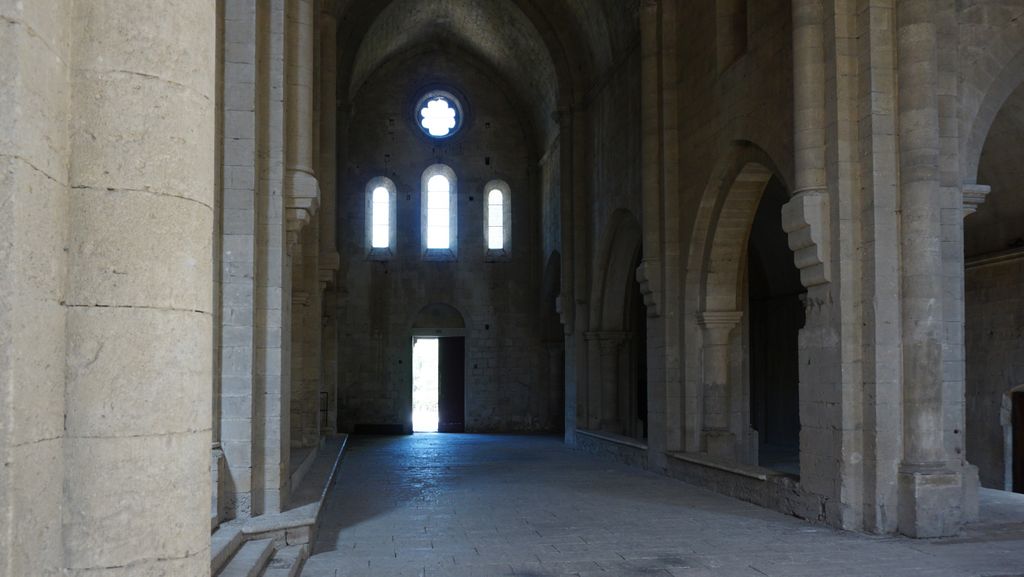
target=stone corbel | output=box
[635,258,661,318]
[286,169,320,230]
[319,251,340,288]
[781,188,830,287]
[962,184,990,217]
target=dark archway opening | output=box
[748,177,804,474]
[626,247,648,441]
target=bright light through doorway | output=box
[412,338,440,432]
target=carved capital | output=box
[698,311,742,344]
[781,187,830,287]
[962,184,990,217]
[635,258,661,317]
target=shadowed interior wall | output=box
[966,83,1024,490]
[336,48,555,433]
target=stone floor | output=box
[302,434,1024,577]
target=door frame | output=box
[410,327,466,433]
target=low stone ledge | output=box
[242,435,348,546]
[666,451,771,481]
[573,428,649,469]
[575,428,649,451]
[664,450,829,523]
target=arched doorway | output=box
[411,303,466,433]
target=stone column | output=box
[219,0,260,520]
[546,343,566,429]
[896,0,963,538]
[286,0,319,230]
[256,0,293,515]
[639,0,663,313]
[783,0,830,288]
[0,2,70,574]
[699,311,742,458]
[64,2,215,574]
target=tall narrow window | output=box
[484,180,511,260]
[365,177,396,258]
[487,189,504,249]
[426,175,450,249]
[421,165,457,259]
[372,186,390,248]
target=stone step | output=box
[211,524,244,576]
[218,538,275,577]
[260,544,307,577]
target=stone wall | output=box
[966,257,1024,489]
[336,48,556,432]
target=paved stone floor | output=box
[302,434,1024,577]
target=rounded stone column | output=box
[699,311,742,458]
[896,0,963,538]
[792,0,826,196]
[64,2,215,574]
[286,0,319,225]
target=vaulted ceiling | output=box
[336,0,640,148]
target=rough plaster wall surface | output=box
[337,50,555,432]
[0,1,70,574]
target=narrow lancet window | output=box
[487,189,504,250]
[426,174,451,249]
[366,177,396,258]
[483,179,511,259]
[372,186,390,249]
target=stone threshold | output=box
[575,428,649,451]
[666,451,797,482]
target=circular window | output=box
[416,91,462,138]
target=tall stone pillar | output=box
[896,0,963,538]
[783,0,830,289]
[699,312,742,458]
[286,0,319,228]
[546,343,566,429]
[64,2,215,574]
[290,223,321,449]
